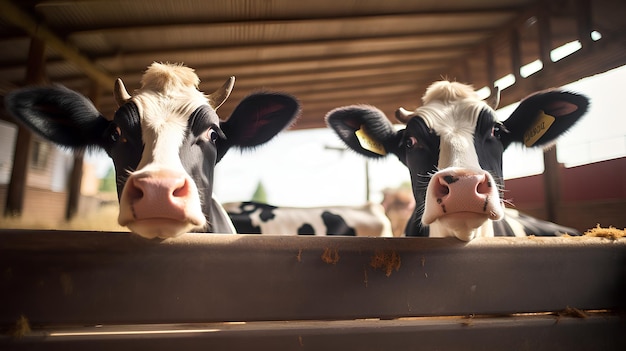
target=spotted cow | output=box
[5,63,300,239]
[326,81,588,240]
[223,201,393,237]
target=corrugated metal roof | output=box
[1,0,625,129]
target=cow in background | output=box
[5,62,300,239]
[224,201,393,237]
[381,187,415,237]
[326,81,588,240]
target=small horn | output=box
[208,76,235,110]
[114,78,131,107]
[486,86,500,110]
[395,107,414,124]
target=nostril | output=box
[476,174,492,195]
[127,178,145,200]
[172,178,190,198]
[434,176,451,198]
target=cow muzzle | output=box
[118,169,206,239]
[422,168,504,240]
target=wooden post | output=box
[486,45,496,87]
[576,0,593,50]
[65,149,85,221]
[4,37,45,218]
[365,159,370,202]
[537,7,552,69]
[537,8,560,223]
[510,29,522,81]
[542,146,561,223]
[65,82,100,220]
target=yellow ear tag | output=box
[355,127,387,155]
[523,110,556,147]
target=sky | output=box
[79,63,626,208]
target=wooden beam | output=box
[1,315,621,350]
[0,0,115,90]
[1,231,625,326]
[90,29,486,65]
[69,8,517,35]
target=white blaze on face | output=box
[133,93,198,172]
[117,63,216,239]
[414,81,505,241]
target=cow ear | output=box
[501,90,589,149]
[4,85,111,149]
[216,92,300,162]
[325,105,399,158]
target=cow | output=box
[326,80,589,241]
[223,201,393,237]
[5,62,300,239]
[381,187,415,237]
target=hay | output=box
[584,224,626,240]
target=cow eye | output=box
[105,124,122,143]
[206,128,219,143]
[405,136,419,149]
[491,124,506,140]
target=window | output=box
[30,139,50,170]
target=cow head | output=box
[5,62,300,239]
[326,81,588,241]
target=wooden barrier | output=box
[1,230,625,350]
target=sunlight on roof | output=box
[551,40,582,62]
[494,74,515,90]
[520,59,543,78]
[591,30,602,41]
[475,86,491,100]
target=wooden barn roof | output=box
[1,0,625,129]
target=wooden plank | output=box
[1,231,624,327]
[1,314,624,350]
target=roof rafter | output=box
[0,0,115,89]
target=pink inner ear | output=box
[344,118,362,130]
[546,101,578,117]
[256,103,284,118]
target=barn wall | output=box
[505,157,626,232]
[0,185,66,224]
[0,185,109,226]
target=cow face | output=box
[326,81,589,241]
[5,63,300,239]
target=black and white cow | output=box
[326,81,588,240]
[5,62,299,239]
[223,201,393,237]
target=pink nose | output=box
[422,169,503,225]
[125,171,192,221]
[431,172,493,212]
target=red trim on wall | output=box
[505,157,626,205]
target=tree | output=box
[99,166,116,193]
[251,180,268,203]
